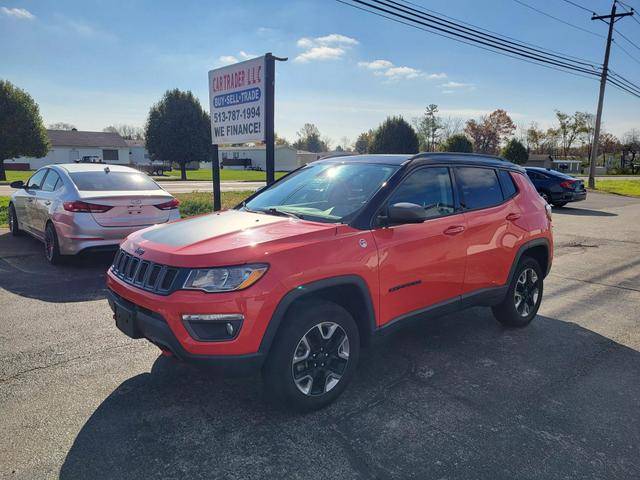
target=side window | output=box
[387,167,455,219]
[498,170,517,199]
[41,170,61,192]
[26,169,48,190]
[456,167,503,210]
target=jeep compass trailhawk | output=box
[107,153,553,411]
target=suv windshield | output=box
[244,162,398,223]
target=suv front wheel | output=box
[263,300,360,412]
[492,257,543,327]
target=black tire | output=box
[8,204,23,236]
[44,222,63,265]
[492,257,543,327]
[552,201,568,207]
[262,299,360,412]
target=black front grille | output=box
[111,249,183,295]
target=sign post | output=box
[208,53,286,210]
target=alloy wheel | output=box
[514,267,539,317]
[291,322,350,396]
[9,209,15,231]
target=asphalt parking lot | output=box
[1,191,639,479]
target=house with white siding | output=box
[5,129,131,170]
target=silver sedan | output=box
[8,163,181,264]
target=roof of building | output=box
[47,129,129,148]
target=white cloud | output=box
[440,81,474,89]
[294,33,358,63]
[358,59,394,70]
[0,6,34,20]
[358,58,447,82]
[219,55,238,65]
[217,51,258,66]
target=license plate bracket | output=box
[114,303,141,338]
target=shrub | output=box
[501,139,529,165]
[441,134,473,153]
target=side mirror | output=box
[387,202,427,224]
[10,180,25,189]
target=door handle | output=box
[444,225,466,235]
[506,212,521,221]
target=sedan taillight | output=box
[63,201,113,213]
[559,180,576,189]
[154,198,180,210]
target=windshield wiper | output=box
[263,207,304,220]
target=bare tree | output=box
[440,116,464,141]
[103,124,145,140]
[48,122,76,130]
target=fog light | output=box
[181,314,244,342]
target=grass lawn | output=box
[595,180,640,197]
[0,192,254,228]
[0,171,33,185]
[154,169,287,182]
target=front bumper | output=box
[107,288,264,374]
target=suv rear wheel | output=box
[492,257,543,327]
[262,300,360,412]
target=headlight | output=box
[183,264,268,292]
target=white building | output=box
[125,139,151,165]
[6,129,131,170]
[202,145,315,172]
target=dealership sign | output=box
[208,55,266,144]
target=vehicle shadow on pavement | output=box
[0,231,114,302]
[552,206,617,217]
[59,311,640,480]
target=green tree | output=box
[354,129,374,154]
[145,89,211,180]
[291,123,328,152]
[441,133,473,153]
[554,110,589,158]
[501,138,528,164]
[413,104,441,151]
[0,80,49,181]
[369,116,419,154]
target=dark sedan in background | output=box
[525,167,587,207]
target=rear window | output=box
[456,167,503,210]
[69,171,160,191]
[498,170,517,198]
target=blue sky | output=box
[1,0,639,145]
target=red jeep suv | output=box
[107,153,553,411]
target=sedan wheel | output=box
[44,223,62,265]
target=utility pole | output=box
[589,1,634,189]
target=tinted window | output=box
[41,170,61,192]
[245,163,398,223]
[388,167,455,219]
[498,170,517,198]
[69,171,160,191]
[26,169,48,189]
[456,167,503,210]
[526,170,546,180]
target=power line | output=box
[344,0,603,76]
[612,38,640,65]
[616,0,640,27]
[397,0,599,64]
[512,0,604,38]
[559,0,596,14]
[614,28,640,51]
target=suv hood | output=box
[121,210,337,267]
